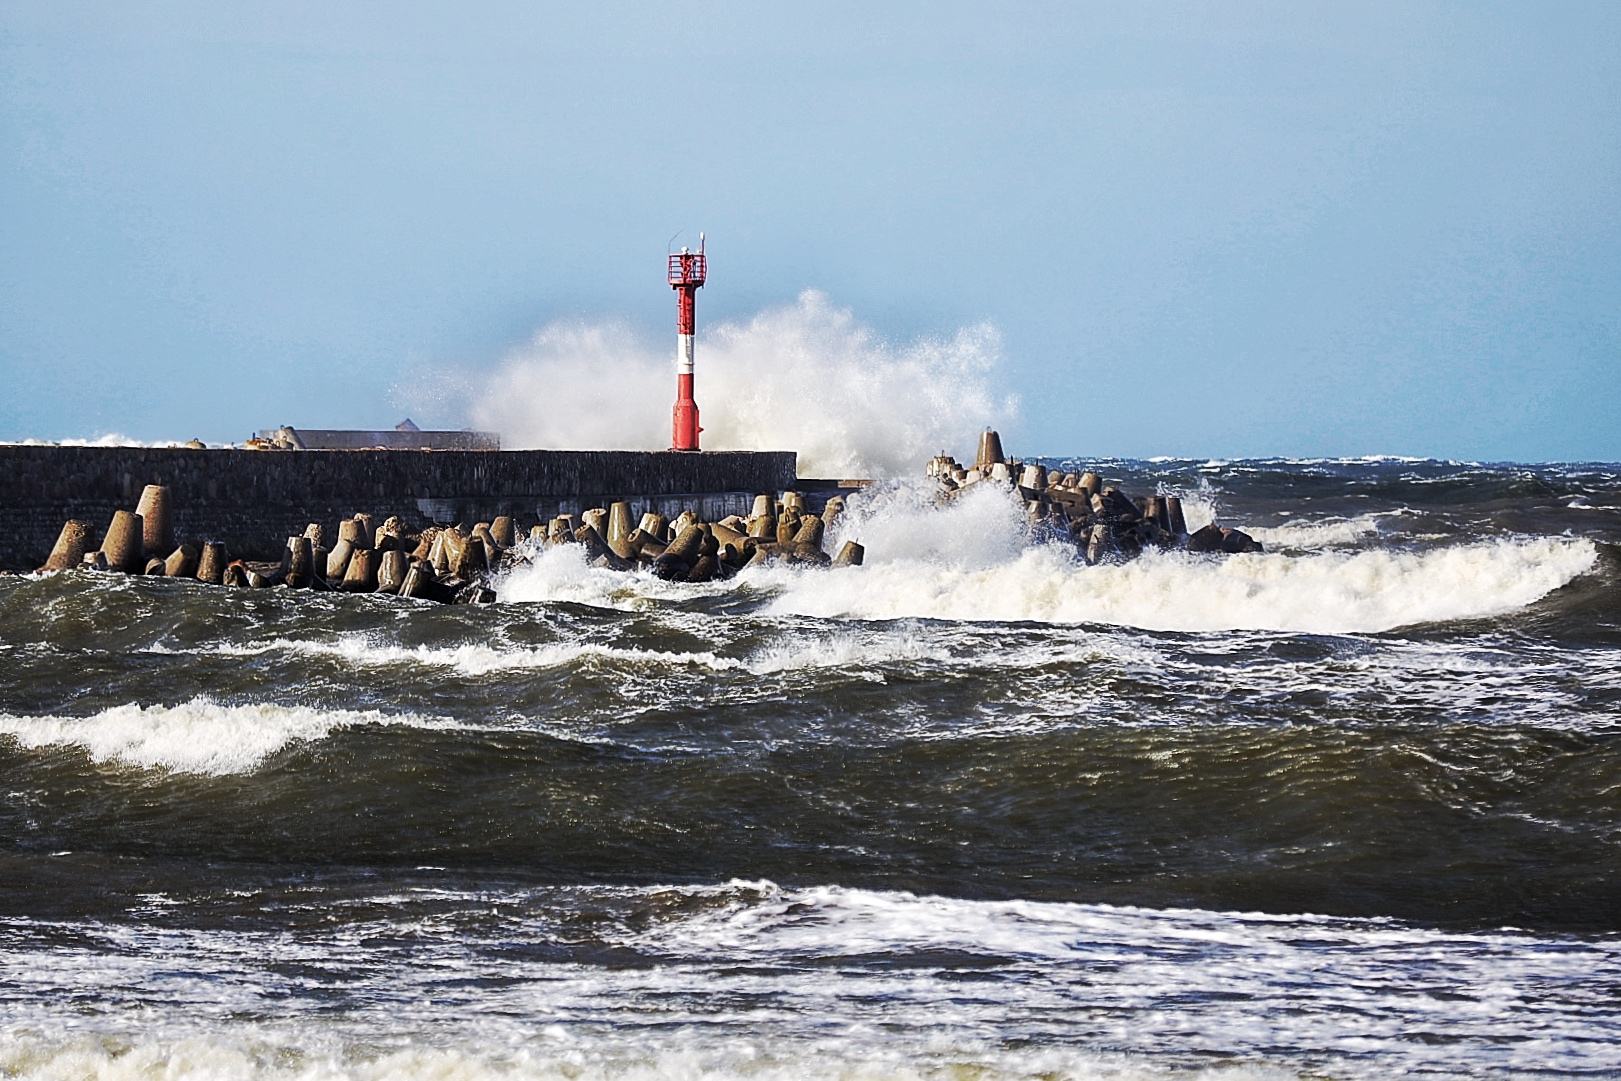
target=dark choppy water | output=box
[2,458,1619,1079]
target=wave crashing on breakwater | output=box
[467,291,1015,479]
[501,478,1598,634]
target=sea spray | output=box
[0,434,207,448]
[470,291,1015,478]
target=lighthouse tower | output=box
[668,235,707,451]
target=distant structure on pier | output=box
[254,419,500,451]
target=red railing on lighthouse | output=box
[668,253,707,287]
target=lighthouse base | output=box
[672,373,701,451]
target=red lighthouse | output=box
[669,234,707,451]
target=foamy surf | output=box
[497,483,1597,634]
[1246,511,1390,550]
[188,625,960,681]
[764,535,1597,633]
[0,882,1615,1080]
[207,635,749,676]
[496,542,732,611]
[0,1032,1299,1081]
[0,699,460,775]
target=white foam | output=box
[0,1031,1275,1081]
[0,699,458,775]
[773,536,1594,634]
[784,483,1592,632]
[494,483,1596,634]
[496,542,715,611]
[1245,512,1387,550]
[200,623,952,680]
[213,634,747,676]
[0,882,1615,1079]
[622,880,1559,964]
[468,291,1016,478]
[743,628,948,675]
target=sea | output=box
[1,456,1619,1080]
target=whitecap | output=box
[1246,512,1388,550]
[0,699,463,775]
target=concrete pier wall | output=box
[0,447,797,569]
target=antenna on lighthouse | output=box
[668,233,708,451]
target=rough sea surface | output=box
[2,458,1619,1080]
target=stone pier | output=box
[0,446,797,570]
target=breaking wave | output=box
[498,484,1598,634]
[0,699,457,775]
[1246,512,1390,550]
[208,635,746,676]
[198,631,954,679]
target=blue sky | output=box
[1,2,1617,460]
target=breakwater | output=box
[38,486,861,603]
[929,430,1262,562]
[0,446,796,570]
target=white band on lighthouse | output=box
[677,333,695,375]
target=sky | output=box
[1,1,1617,461]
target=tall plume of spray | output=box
[471,291,1016,478]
